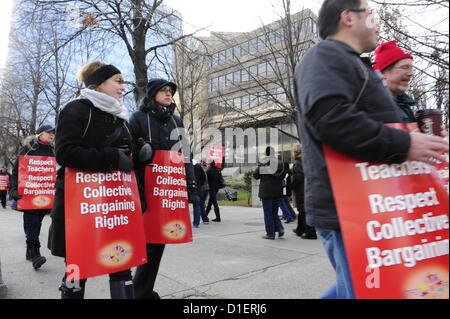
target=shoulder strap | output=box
[354,57,369,105]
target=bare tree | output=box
[374,0,449,128]
[33,0,203,103]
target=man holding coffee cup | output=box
[294,0,448,299]
[373,40,417,123]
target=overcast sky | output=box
[164,0,322,35]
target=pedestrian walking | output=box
[9,124,55,270]
[0,167,10,209]
[47,61,136,299]
[294,0,448,298]
[253,146,286,240]
[129,78,198,299]
[291,145,316,239]
[278,162,296,223]
[192,158,209,227]
[205,160,223,222]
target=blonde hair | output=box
[76,61,106,84]
[292,144,302,159]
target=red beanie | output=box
[373,40,413,71]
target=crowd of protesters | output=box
[1,0,448,300]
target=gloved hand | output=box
[187,184,200,204]
[9,189,22,201]
[116,148,134,173]
[137,138,154,164]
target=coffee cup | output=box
[415,109,442,136]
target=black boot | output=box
[60,283,85,299]
[31,247,46,270]
[110,280,135,299]
[26,246,33,261]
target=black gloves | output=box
[137,138,154,164]
[187,184,200,203]
[9,189,22,201]
[116,148,134,173]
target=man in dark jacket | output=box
[295,0,448,299]
[205,160,223,222]
[192,159,209,227]
[373,40,417,123]
[253,146,286,239]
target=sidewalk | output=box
[0,204,334,299]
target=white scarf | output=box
[79,88,129,122]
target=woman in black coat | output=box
[47,61,135,299]
[10,125,55,270]
[291,145,316,239]
[129,78,197,299]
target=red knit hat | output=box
[373,40,413,71]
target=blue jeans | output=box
[278,197,295,222]
[261,198,283,237]
[316,228,355,299]
[193,192,209,226]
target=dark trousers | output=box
[206,190,220,219]
[62,264,132,290]
[0,190,7,208]
[133,243,166,299]
[23,212,45,247]
[296,208,316,236]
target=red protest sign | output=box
[64,168,147,280]
[207,146,224,168]
[0,175,9,191]
[324,123,449,299]
[143,150,193,244]
[17,155,56,210]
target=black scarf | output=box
[140,98,176,120]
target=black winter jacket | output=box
[206,166,223,193]
[129,101,195,212]
[290,156,305,211]
[253,156,286,199]
[294,40,411,230]
[48,98,133,257]
[10,138,55,214]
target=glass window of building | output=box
[249,65,258,78]
[240,41,249,55]
[233,70,241,84]
[249,38,258,53]
[250,94,258,108]
[241,68,249,82]
[233,45,241,58]
[242,95,250,110]
[258,62,267,77]
[233,96,242,109]
[219,75,225,89]
[226,73,233,87]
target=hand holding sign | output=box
[407,132,449,165]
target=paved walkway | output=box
[0,204,334,299]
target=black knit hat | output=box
[36,124,55,134]
[146,78,177,100]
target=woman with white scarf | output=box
[48,61,135,299]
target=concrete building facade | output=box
[175,9,319,173]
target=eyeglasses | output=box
[348,7,374,15]
[394,65,414,72]
[159,87,174,95]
